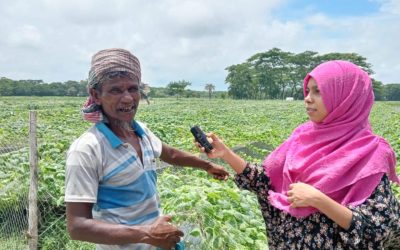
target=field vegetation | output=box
[0,97,399,249]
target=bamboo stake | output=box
[28,111,38,250]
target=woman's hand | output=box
[287,182,323,208]
[287,182,353,230]
[194,132,247,174]
[194,132,229,159]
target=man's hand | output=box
[287,182,323,208]
[143,215,184,249]
[206,162,229,180]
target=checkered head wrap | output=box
[82,48,141,123]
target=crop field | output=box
[0,97,399,249]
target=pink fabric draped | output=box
[263,60,399,218]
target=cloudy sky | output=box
[0,0,399,90]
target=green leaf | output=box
[189,228,201,237]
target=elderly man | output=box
[65,48,229,250]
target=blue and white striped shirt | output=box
[65,120,163,250]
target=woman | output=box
[197,60,400,249]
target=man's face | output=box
[92,76,140,123]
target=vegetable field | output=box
[0,97,399,250]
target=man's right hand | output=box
[143,215,184,249]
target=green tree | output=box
[48,82,66,96]
[225,48,377,100]
[185,89,201,98]
[77,80,88,96]
[0,77,90,96]
[247,48,292,99]
[287,51,319,99]
[383,84,400,101]
[0,77,14,96]
[15,80,43,96]
[166,80,191,99]
[204,83,215,99]
[371,79,384,101]
[317,53,374,74]
[66,86,78,96]
[225,63,254,99]
[64,80,80,96]
[148,87,169,98]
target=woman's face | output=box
[304,77,328,123]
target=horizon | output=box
[1,0,399,91]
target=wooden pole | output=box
[28,111,38,250]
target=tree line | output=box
[224,48,400,101]
[148,80,225,99]
[1,48,400,100]
[0,77,227,99]
[0,78,88,96]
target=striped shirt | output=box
[65,120,163,250]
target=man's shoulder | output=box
[135,120,148,130]
[68,125,104,152]
[135,120,154,135]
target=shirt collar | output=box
[95,120,145,149]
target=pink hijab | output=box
[264,60,399,218]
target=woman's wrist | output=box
[311,191,326,209]
[221,147,235,162]
[221,149,247,174]
[312,191,352,230]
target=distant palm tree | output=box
[205,83,215,99]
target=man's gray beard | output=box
[110,119,134,132]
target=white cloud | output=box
[7,25,43,47]
[283,9,400,84]
[0,0,399,90]
[379,0,400,15]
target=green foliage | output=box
[383,84,400,101]
[372,79,384,101]
[225,48,376,100]
[148,87,227,99]
[205,83,216,99]
[0,97,399,249]
[318,52,373,74]
[159,168,267,249]
[0,235,27,250]
[225,62,255,99]
[166,80,192,99]
[0,78,88,97]
[0,148,30,200]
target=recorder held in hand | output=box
[190,125,214,153]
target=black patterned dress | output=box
[234,164,400,249]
